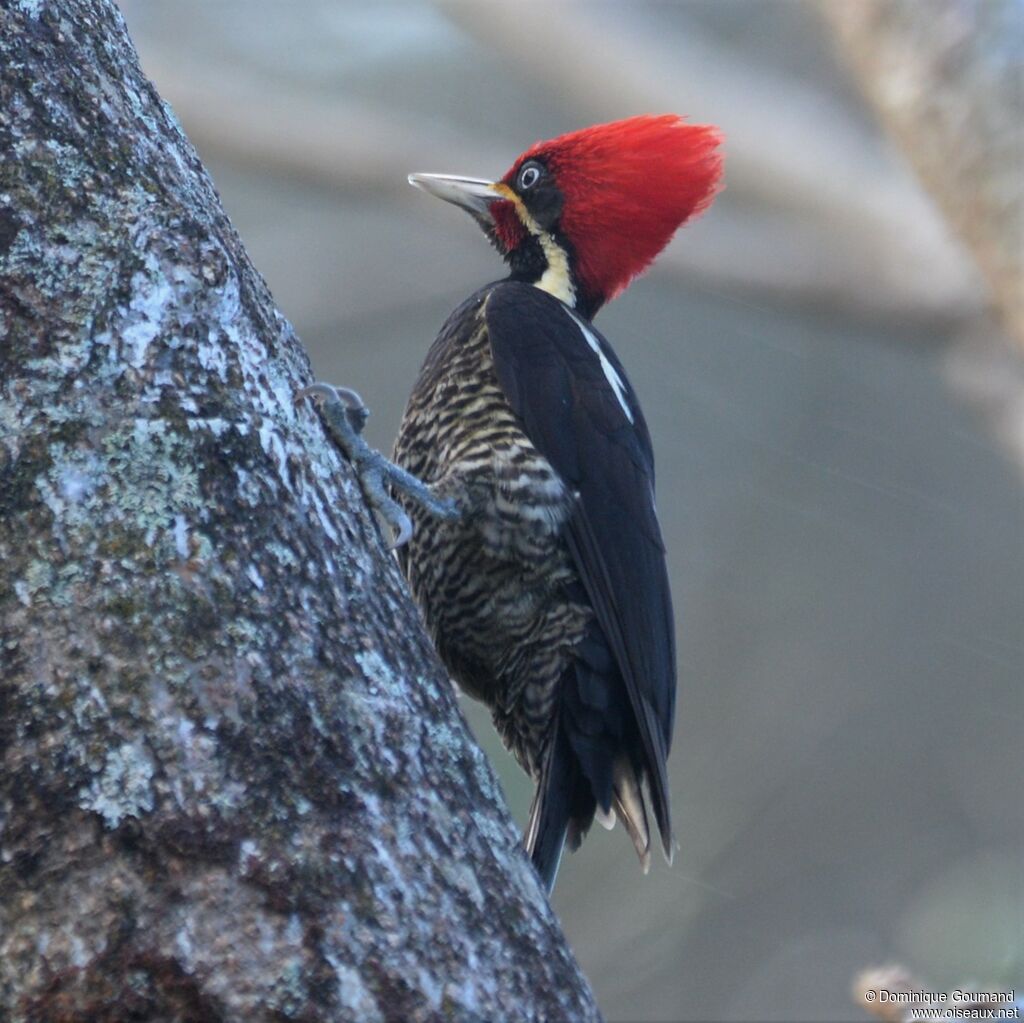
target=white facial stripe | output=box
[567,309,634,423]
[536,234,576,307]
[511,199,577,308]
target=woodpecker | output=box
[304,115,722,891]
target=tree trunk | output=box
[0,3,600,1020]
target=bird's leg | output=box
[297,383,460,547]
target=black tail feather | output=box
[525,720,574,893]
[527,621,665,890]
[525,711,600,893]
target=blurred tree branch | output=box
[0,2,599,1020]
[821,0,1024,347]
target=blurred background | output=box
[118,2,1022,1019]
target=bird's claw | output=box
[296,383,369,433]
[298,381,459,548]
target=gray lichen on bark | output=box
[0,1,600,1019]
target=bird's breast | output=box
[395,295,572,542]
[393,292,584,706]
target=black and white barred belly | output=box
[393,287,591,775]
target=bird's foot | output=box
[298,383,459,547]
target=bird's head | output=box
[409,114,723,318]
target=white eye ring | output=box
[519,164,541,190]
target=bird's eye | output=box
[518,163,543,191]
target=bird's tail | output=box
[607,755,652,873]
[524,717,580,893]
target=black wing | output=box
[486,281,676,852]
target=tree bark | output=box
[0,2,600,1020]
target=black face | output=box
[512,158,563,231]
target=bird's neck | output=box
[504,221,603,320]
[534,232,576,309]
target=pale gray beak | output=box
[408,173,502,226]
